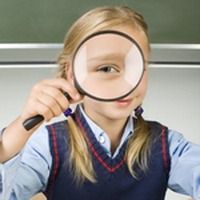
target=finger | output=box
[35,92,64,118]
[41,78,81,101]
[24,87,64,121]
[38,85,70,111]
[36,101,54,122]
[23,98,54,122]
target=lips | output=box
[114,99,132,107]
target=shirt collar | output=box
[78,104,134,157]
[79,104,104,138]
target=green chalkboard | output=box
[0,0,200,43]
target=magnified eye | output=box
[97,65,120,73]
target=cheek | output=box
[135,71,148,98]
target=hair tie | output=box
[134,106,144,117]
[64,108,72,117]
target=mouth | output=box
[114,98,133,107]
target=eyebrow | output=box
[87,52,125,64]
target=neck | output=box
[83,104,128,153]
[104,118,128,154]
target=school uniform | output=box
[0,105,200,199]
[44,105,170,200]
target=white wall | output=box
[144,67,200,144]
[0,66,200,200]
[0,67,56,127]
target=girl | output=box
[0,6,200,200]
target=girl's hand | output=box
[0,78,82,162]
[20,78,82,123]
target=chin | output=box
[104,107,133,120]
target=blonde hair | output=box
[57,6,151,184]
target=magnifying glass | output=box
[73,30,145,101]
[23,30,145,130]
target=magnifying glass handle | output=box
[23,115,44,131]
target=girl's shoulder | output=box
[144,119,169,138]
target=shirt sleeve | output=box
[0,126,52,200]
[168,130,200,199]
[0,153,22,200]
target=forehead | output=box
[108,26,149,59]
[80,32,134,57]
[74,31,144,69]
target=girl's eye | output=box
[97,65,119,73]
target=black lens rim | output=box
[72,30,145,102]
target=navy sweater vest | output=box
[44,107,170,200]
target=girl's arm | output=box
[168,130,200,199]
[0,78,81,163]
[0,78,81,199]
[0,116,40,163]
[0,126,52,199]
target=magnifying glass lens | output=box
[73,30,144,101]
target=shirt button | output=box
[99,134,105,144]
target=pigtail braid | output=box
[126,115,151,178]
[67,116,96,184]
